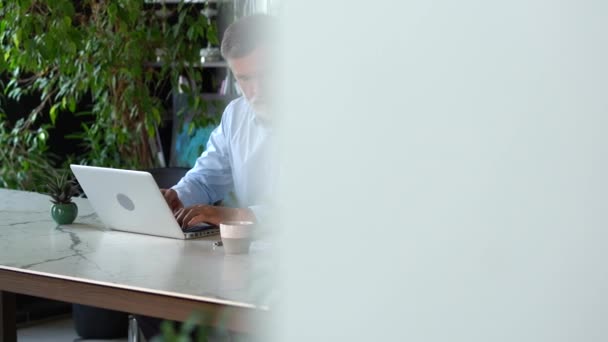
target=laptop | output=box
[70,164,219,239]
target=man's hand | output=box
[160,188,184,213]
[174,205,255,228]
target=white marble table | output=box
[0,189,272,341]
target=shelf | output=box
[145,61,228,68]
[200,93,238,101]
[199,61,229,68]
[145,0,233,4]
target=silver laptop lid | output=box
[71,164,188,239]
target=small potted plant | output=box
[45,170,80,225]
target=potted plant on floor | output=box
[45,170,79,225]
[0,0,222,176]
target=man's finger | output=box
[182,209,201,228]
[187,215,207,228]
[175,208,188,226]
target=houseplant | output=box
[44,169,80,225]
[0,0,222,190]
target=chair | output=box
[146,167,190,189]
[72,304,129,339]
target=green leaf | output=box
[188,122,195,135]
[108,3,118,20]
[187,26,196,41]
[50,104,59,125]
[11,33,20,48]
[206,24,219,46]
[68,97,76,112]
[37,130,47,142]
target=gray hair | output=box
[220,14,275,60]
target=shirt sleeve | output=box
[171,106,234,207]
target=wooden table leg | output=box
[0,291,16,342]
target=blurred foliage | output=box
[0,112,54,191]
[0,0,223,190]
[151,311,209,342]
[150,310,250,342]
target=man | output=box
[162,14,276,229]
[136,14,276,340]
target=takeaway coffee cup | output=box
[220,221,255,254]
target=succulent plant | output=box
[45,170,80,205]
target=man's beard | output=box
[251,100,272,123]
[254,107,272,123]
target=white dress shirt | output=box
[172,97,275,221]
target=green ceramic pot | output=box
[51,202,78,225]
